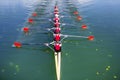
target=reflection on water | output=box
[0,0,120,80]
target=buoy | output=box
[28,18,33,24]
[81,24,87,29]
[22,27,29,33]
[77,16,82,21]
[32,12,37,17]
[13,42,22,48]
[73,11,79,15]
[88,36,94,41]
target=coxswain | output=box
[54,27,61,34]
[54,20,60,27]
[54,8,59,15]
[54,6,59,12]
[54,42,62,52]
[54,34,61,42]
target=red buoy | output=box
[88,36,94,41]
[23,27,29,33]
[32,12,37,17]
[81,24,87,29]
[28,18,33,24]
[77,16,82,21]
[13,42,22,48]
[73,11,79,15]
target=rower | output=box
[54,27,61,34]
[54,34,61,42]
[54,42,62,52]
[54,14,60,22]
[54,20,60,27]
[55,14,59,17]
[54,8,59,12]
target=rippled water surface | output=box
[0,0,120,80]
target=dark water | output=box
[0,0,120,80]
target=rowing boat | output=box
[53,4,61,80]
[12,2,94,80]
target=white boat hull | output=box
[54,52,61,80]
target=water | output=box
[0,0,120,80]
